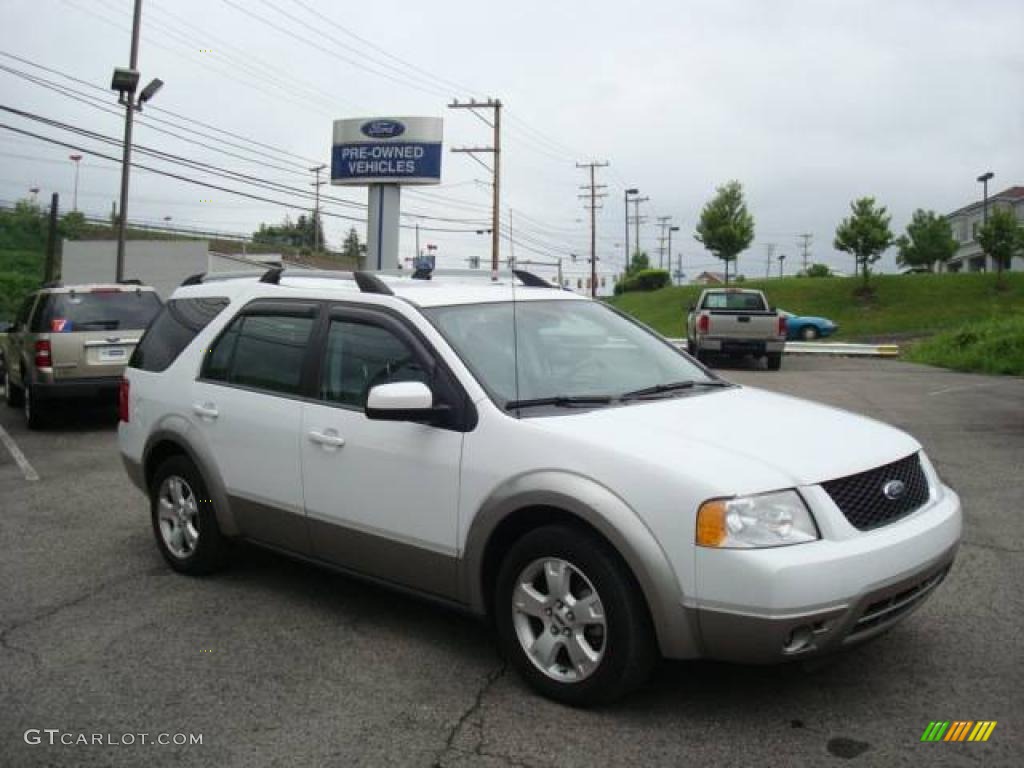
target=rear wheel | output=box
[23,381,45,429]
[150,455,228,575]
[800,326,819,341]
[3,367,23,408]
[767,353,783,371]
[495,525,656,706]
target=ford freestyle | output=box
[118,269,961,705]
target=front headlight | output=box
[696,490,819,548]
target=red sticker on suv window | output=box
[51,318,72,332]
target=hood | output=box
[528,385,920,494]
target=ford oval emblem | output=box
[361,120,405,139]
[882,479,906,500]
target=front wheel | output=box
[495,525,656,706]
[800,326,819,341]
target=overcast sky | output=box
[1,0,1022,277]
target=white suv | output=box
[118,268,961,705]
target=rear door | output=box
[35,289,162,379]
[192,300,320,554]
[6,294,36,383]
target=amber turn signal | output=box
[696,499,728,547]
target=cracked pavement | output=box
[1,358,1021,766]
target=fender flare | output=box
[143,419,240,536]
[460,470,701,659]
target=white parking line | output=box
[0,422,40,481]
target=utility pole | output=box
[630,196,649,260]
[764,242,776,279]
[577,161,609,298]
[798,233,812,273]
[44,193,59,283]
[450,98,502,275]
[667,225,680,274]
[656,216,672,269]
[624,188,639,275]
[310,163,326,251]
[508,208,515,267]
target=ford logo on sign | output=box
[361,120,405,139]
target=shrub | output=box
[619,269,670,293]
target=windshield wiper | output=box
[504,394,614,411]
[620,380,730,400]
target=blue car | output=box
[781,310,838,341]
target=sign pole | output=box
[366,184,401,271]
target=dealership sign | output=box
[331,116,443,185]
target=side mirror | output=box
[0,321,12,333]
[687,304,695,312]
[366,381,446,423]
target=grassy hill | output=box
[609,272,1024,341]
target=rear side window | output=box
[130,297,229,373]
[32,290,162,332]
[202,313,315,396]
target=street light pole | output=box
[667,225,679,274]
[631,195,649,261]
[977,171,994,226]
[69,154,82,212]
[115,0,143,283]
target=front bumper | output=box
[693,485,961,663]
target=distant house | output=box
[944,186,1024,273]
[694,271,726,285]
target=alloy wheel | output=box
[511,557,607,683]
[157,475,200,558]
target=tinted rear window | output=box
[702,292,767,311]
[32,290,162,332]
[130,297,230,373]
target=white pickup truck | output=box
[686,288,787,370]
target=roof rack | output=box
[353,271,394,295]
[512,270,556,288]
[259,266,284,284]
[117,278,144,286]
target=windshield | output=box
[32,291,162,332]
[424,300,716,407]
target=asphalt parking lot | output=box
[1,357,1021,767]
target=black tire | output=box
[23,380,45,429]
[686,339,696,355]
[3,366,23,408]
[495,524,657,706]
[800,326,819,341]
[150,455,228,575]
[767,353,783,371]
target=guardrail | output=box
[667,339,900,357]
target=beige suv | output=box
[2,282,161,428]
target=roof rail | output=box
[353,271,394,295]
[118,278,144,286]
[259,266,284,284]
[512,270,556,288]
[181,273,205,286]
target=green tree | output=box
[341,227,363,267]
[694,180,755,286]
[627,250,650,275]
[252,214,324,250]
[977,207,1024,286]
[833,197,894,290]
[895,209,957,272]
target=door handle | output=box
[308,429,345,449]
[193,402,219,420]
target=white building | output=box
[945,186,1024,273]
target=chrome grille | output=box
[822,453,930,531]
